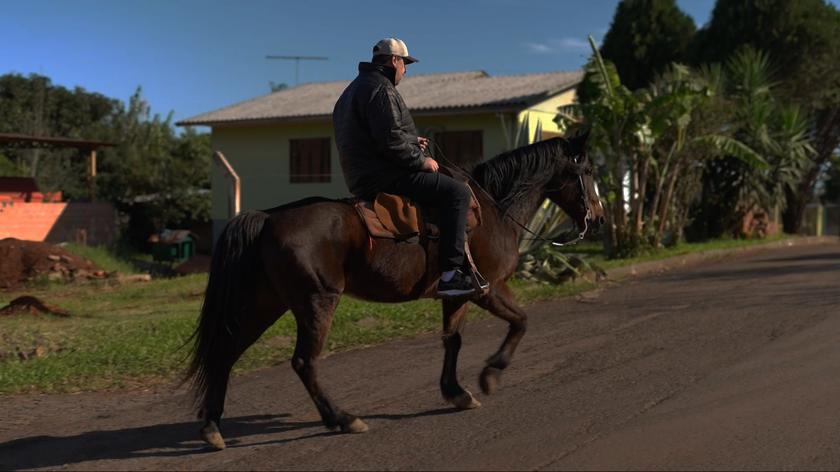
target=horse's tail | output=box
[185,210,269,414]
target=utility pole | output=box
[265,55,328,85]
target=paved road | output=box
[1,241,839,470]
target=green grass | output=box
[0,234,796,395]
[0,275,205,393]
[62,243,141,274]
[574,233,792,270]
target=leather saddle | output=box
[352,180,482,242]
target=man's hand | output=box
[418,136,430,153]
[421,157,439,173]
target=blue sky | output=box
[1,0,831,128]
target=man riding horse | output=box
[332,37,476,298]
[189,39,604,448]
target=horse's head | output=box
[546,131,606,239]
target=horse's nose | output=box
[588,215,606,232]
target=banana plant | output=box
[557,36,768,255]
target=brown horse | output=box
[187,134,605,449]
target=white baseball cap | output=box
[372,38,418,64]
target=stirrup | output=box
[470,267,490,291]
[464,240,490,293]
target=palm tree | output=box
[699,48,813,237]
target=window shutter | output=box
[434,130,483,168]
[289,138,331,183]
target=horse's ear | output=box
[566,128,591,155]
[578,128,591,144]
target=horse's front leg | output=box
[473,282,527,394]
[440,298,481,410]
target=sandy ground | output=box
[1,240,839,471]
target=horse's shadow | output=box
[0,407,461,469]
[0,414,319,470]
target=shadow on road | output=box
[754,252,840,263]
[0,414,322,470]
[0,407,467,470]
[364,406,465,421]
[663,261,839,283]
[233,407,464,450]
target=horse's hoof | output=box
[200,421,226,450]
[341,417,369,434]
[449,390,482,410]
[480,367,503,395]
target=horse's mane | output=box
[472,137,576,213]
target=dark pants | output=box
[380,171,470,271]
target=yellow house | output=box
[177,69,583,240]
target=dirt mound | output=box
[0,238,106,289]
[0,295,71,317]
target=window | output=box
[433,130,483,168]
[289,138,331,183]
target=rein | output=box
[430,142,592,247]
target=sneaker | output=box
[437,269,476,297]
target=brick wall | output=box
[0,201,118,245]
[0,201,68,241]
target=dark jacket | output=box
[333,62,426,198]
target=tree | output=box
[600,0,696,91]
[0,74,211,246]
[559,38,764,257]
[692,0,840,233]
[822,154,840,203]
[0,73,116,185]
[0,153,24,176]
[97,89,211,244]
[690,49,813,239]
[269,81,288,92]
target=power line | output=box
[266,55,328,85]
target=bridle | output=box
[432,143,594,248]
[522,156,593,247]
[554,165,593,246]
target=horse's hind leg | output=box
[440,298,481,410]
[201,280,287,450]
[290,293,368,433]
[473,282,527,395]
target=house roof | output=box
[0,133,115,150]
[0,177,39,193]
[176,69,584,127]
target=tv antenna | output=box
[266,55,328,85]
